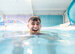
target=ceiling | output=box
[32,0,72,15]
[0,0,72,15]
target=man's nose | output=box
[34,24,38,27]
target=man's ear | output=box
[40,25,42,28]
[27,24,29,28]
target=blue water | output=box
[0,29,75,54]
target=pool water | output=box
[0,29,75,54]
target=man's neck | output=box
[30,32,41,35]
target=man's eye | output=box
[32,22,35,25]
[37,22,40,25]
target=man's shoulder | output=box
[25,32,50,37]
[40,33,50,35]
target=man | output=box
[26,16,56,54]
[27,16,41,35]
[27,16,57,40]
[13,16,57,54]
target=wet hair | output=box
[28,16,41,23]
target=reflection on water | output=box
[0,30,75,54]
[12,34,57,54]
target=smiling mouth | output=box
[33,30,38,32]
[32,29,39,32]
[32,27,39,32]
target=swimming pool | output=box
[0,28,75,54]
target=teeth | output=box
[33,29,38,31]
[34,29,37,30]
[32,27,38,31]
[33,30,37,31]
[32,29,38,31]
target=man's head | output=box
[27,16,41,34]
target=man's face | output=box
[27,20,41,34]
